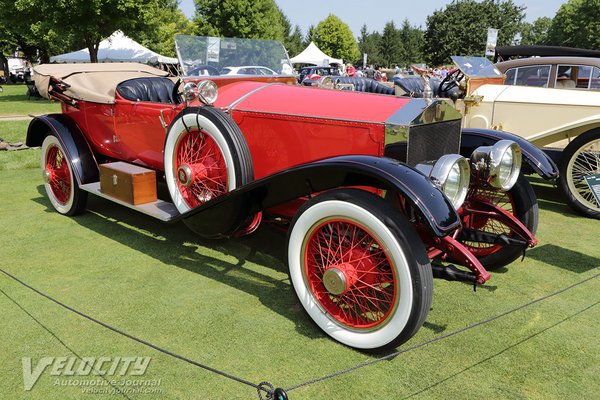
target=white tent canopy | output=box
[290,42,343,66]
[50,31,178,65]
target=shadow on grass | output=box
[0,94,30,103]
[33,186,324,342]
[528,177,579,217]
[527,244,600,273]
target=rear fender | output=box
[27,114,99,185]
[179,155,460,238]
[461,128,558,180]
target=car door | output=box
[113,98,179,170]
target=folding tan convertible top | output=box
[34,63,177,104]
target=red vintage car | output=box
[28,37,557,351]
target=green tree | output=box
[357,24,382,66]
[8,0,169,63]
[423,0,525,65]
[546,0,600,49]
[132,3,195,58]
[398,19,425,66]
[304,25,316,47]
[285,26,305,58]
[379,21,401,67]
[193,0,285,40]
[0,0,75,63]
[312,14,360,63]
[276,6,303,57]
[519,17,552,46]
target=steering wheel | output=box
[172,78,183,104]
[438,68,464,97]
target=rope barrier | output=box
[1,266,598,399]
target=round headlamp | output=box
[182,82,198,101]
[196,80,218,105]
[418,154,470,209]
[470,140,522,191]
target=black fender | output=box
[26,114,99,185]
[179,155,460,238]
[461,128,558,180]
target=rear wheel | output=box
[558,129,600,219]
[288,189,433,351]
[40,135,87,215]
[460,175,538,270]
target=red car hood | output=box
[214,81,411,124]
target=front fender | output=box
[179,155,460,238]
[461,128,558,180]
[26,114,99,185]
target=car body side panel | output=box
[231,111,382,179]
[467,84,600,147]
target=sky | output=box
[178,0,566,37]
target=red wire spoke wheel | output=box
[304,219,397,330]
[164,107,254,237]
[45,145,71,205]
[40,135,87,215]
[288,189,433,350]
[460,175,538,270]
[463,189,516,257]
[174,128,228,208]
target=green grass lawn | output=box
[0,146,598,399]
[0,84,60,116]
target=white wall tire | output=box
[288,189,433,350]
[40,135,87,215]
[165,111,237,213]
[559,129,600,219]
[164,107,254,237]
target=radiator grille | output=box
[407,120,461,166]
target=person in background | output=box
[365,64,375,79]
[392,68,404,84]
[345,63,356,77]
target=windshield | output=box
[175,35,292,77]
[451,56,503,78]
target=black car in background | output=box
[297,66,340,83]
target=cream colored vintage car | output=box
[444,56,600,219]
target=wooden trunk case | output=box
[99,162,157,205]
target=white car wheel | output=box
[288,189,433,350]
[560,129,600,219]
[40,135,87,215]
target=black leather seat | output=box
[116,77,178,104]
[334,76,396,95]
[394,76,460,99]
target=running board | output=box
[80,182,180,222]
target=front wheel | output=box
[460,175,538,270]
[40,135,87,215]
[558,129,600,219]
[287,189,433,351]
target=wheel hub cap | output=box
[323,262,359,295]
[43,168,51,184]
[177,165,192,187]
[322,268,347,295]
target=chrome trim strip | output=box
[226,83,280,110]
